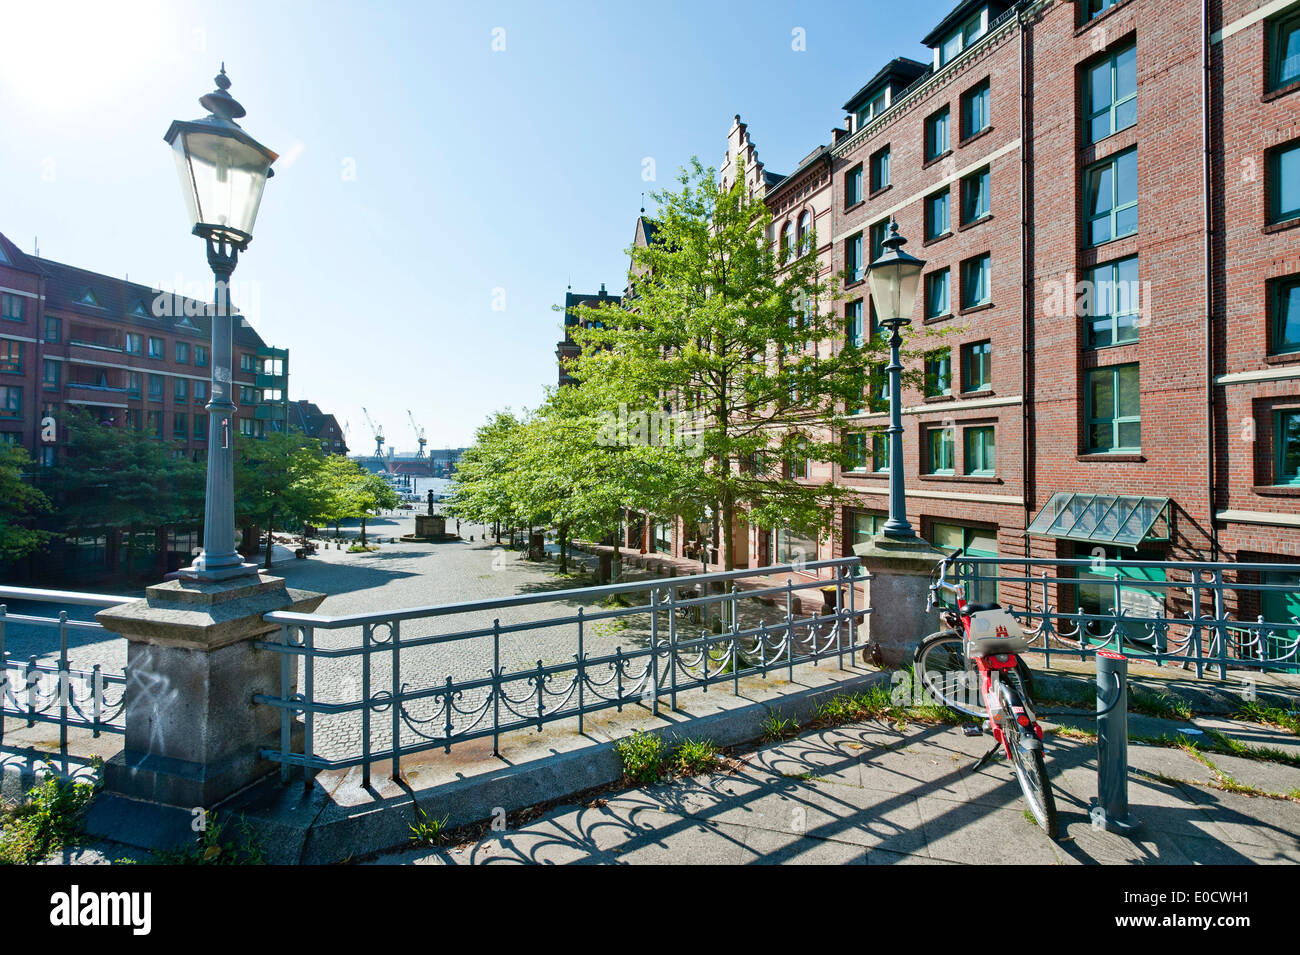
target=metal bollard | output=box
[1090,650,1140,834]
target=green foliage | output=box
[0,774,98,865]
[615,730,667,785]
[409,805,450,846]
[562,158,920,568]
[1236,700,1300,735]
[0,444,53,560]
[761,712,800,742]
[668,738,720,776]
[44,406,205,532]
[1128,688,1195,721]
[154,811,264,865]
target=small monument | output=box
[402,488,454,542]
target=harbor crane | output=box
[407,410,427,459]
[362,407,385,463]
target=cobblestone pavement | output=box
[2,516,840,764]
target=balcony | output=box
[67,340,125,364]
[255,373,287,389]
[65,382,129,405]
[254,404,286,421]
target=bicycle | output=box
[912,547,1058,838]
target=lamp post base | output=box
[180,554,260,582]
[852,534,945,667]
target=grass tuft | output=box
[409,805,451,847]
[668,738,720,776]
[154,811,265,865]
[615,730,667,785]
[761,712,800,742]
[0,774,98,865]
[1235,701,1300,735]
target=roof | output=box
[0,232,39,272]
[766,145,830,197]
[921,0,1012,48]
[842,57,930,114]
[31,252,268,349]
[1026,493,1171,548]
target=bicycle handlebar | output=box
[927,546,967,611]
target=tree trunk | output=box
[360,516,367,547]
[264,511,275,569]
[559,524,569,575]
[722,486,736,573]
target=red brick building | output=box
[0,230,286,465]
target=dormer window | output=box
[937,6,987,68]
[855,89,888,130]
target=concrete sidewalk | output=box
[363,714,1300,865]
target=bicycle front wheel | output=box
[1000,684,1058,839]
[913,630,984,717]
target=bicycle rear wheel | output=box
[1000,682,1058,839]
[913,631,984,717]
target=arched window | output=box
[798,211,812,256]
[781,222,794,262]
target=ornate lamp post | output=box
[165,66,277,580]
[865,221,925,540]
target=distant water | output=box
[412,476,454,500]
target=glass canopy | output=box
[1026,492,1170,547]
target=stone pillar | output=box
[853,535,944,667]
[95,574,324,808]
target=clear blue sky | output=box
[1,0,955,451]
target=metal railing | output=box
[948,556,1300,678]
[0,586,132,749]
[258,557,868,786]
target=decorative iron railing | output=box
[258,557,868,786]
[0,587,131,749]
[947,556,1300,678]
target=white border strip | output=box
[1216,508,1300,527]
[1211,0,1294,44]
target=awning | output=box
[1026,492,1170,547]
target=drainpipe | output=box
[1019,2,1032,561]
[1203,0,1218,560]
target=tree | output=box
[0,445,53,561]
[567,157,904,570]
[234,430,330,568]
[444,411,527,543]
[43,408,205,575]
[349,471,399,547]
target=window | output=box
[125,333,143,355]
[42,359,59,390]
[148,375,163,401]
[856,90,887,130]
[961,79,991,139]
[870,219,889,261]
[780,221,794,262]
[963,340,992,391]
[850,511,886,552]
[962,167,991,223]
[965,426,996,476]
[1277,410,1300,484]
[845,432,868,472]
[872,432,890,471]
[925,348,952,397]
[1085,43,1137,143]
[173,414,187,440]
[926,425,956,474]
[39,446,55,467]
[195,414,208,439]
[240,385,257,405]
[1,386,23,418]
[1082,0,1124,21]
[1086,364,1140,451]
[1271,275,1300,354]
[239,417,255,437]
[194,345,208,367]
[798,212,812,256]
[868,362,889,412]
[926,269,951,319]
[148,337,164,359]
[846,300,865,348]
[1,294,24,322]
[0,340,22,373]
[846,165,863,207]
[870,146,891,192]
[123,372,139,397]
[845,233,864,283]
[147,411,163,437]
[925,107,950,160]
[961,254,992,309]
[194,380,208,403]
[925,188,950,240]
[938,9,986,67]
[931,523,998,602]
[125,409,141,431]
[1086,256,1140,347]
[787,439,810,479]
[44,317,60,342]
[175,342,190,364]
[1269,141,1300,223]
[174,378,188,403]
[1085,147,1137,245]
[240,353,254,373]
[1271,8,1300,91]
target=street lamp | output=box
[165,65,278,581]
[865,220,924,540]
